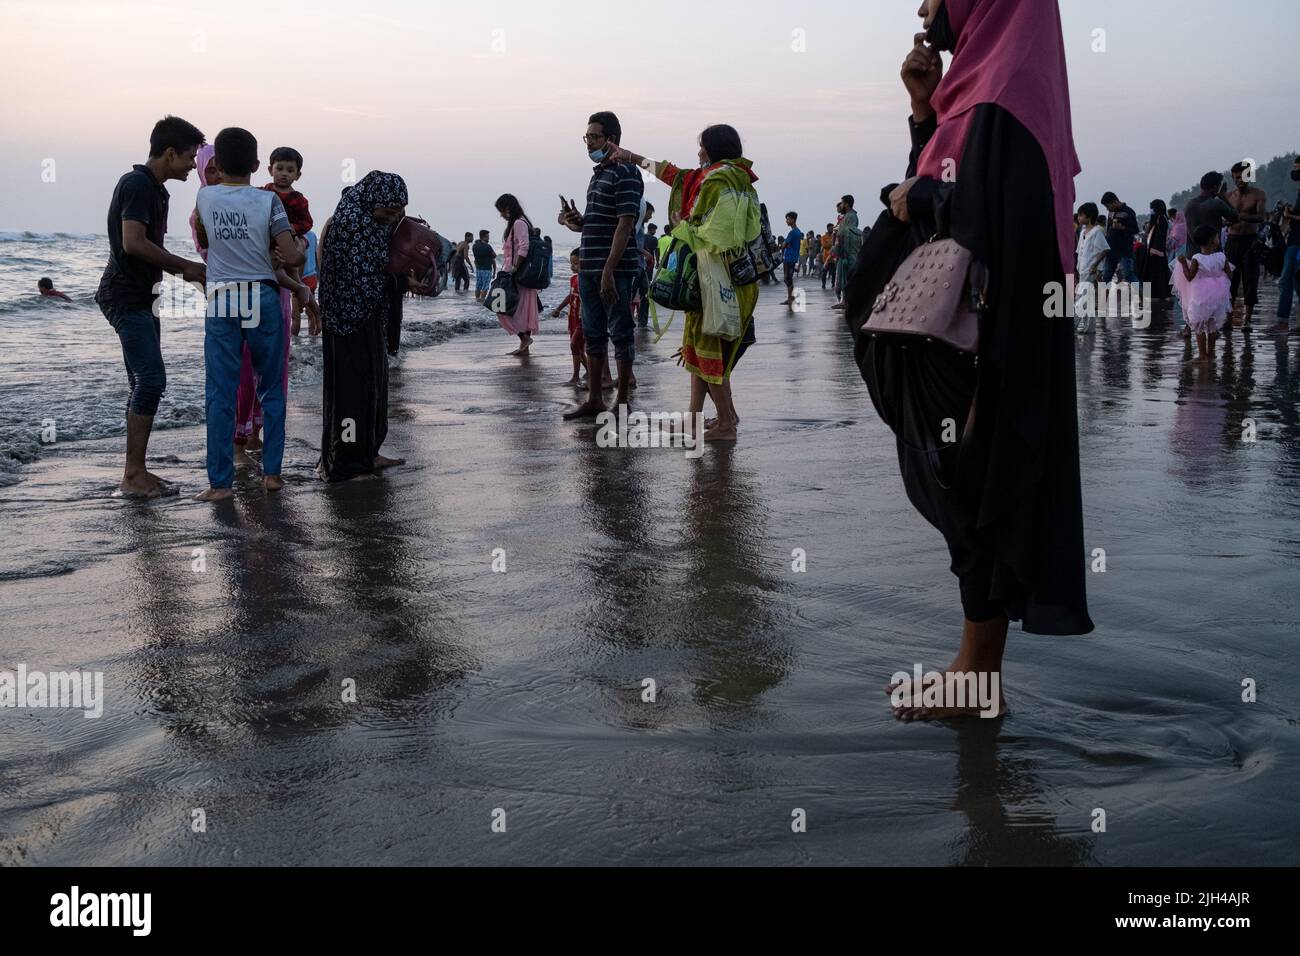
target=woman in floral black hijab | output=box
[317,171,412,481]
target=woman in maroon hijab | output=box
[848,0,1094,720]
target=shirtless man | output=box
[1226,161,1267,327]
[451,232,473,293]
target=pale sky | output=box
[1,0,1296,237]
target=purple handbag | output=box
[862,237,988,354]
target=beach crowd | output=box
[82,0,1300,720]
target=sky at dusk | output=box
[1,0,1296,237]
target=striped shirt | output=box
[580,161,644,276]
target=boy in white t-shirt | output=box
[1073,201,1109,335]
[194,126,303,501]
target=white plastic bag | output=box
[697,249,741,340]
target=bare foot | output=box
[246,434,263,451]
[195,487,234,502]
[234,444,254,468]
[118,474,175,498]
[703,424,737,442]
[563,376,581,386]
[264,474,284,492]
[373,455,405,469]
[563,400,607,421]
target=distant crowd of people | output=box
[1071,158,1300,362]
[765,195,865,311]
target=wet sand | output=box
[2,279,1299,865]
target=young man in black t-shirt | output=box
[95,115,207,498]
[1100,191,1138,284]
[471,229,496,302]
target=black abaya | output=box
[1141,214,1172,299]
[847,105,1093,636]
[318,275,403,482]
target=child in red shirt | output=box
[550,250,587,385]
[262,146,319,334]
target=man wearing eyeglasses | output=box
[558,110,644,420]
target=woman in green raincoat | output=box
[606,125,761,441]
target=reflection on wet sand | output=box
[2,281,1299,864]
[679,444,790,719]
[950,723,1095,866]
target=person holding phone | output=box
[557,111,643,420]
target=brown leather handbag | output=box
[862,236,988,354]
[387,215,440,286]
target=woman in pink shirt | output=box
[495,193,540,355]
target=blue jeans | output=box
[1277,245,1300,322]
[1102,255,1135,284]
[204,282,286,488]
[104,306,166,416]
[579,272,636,363]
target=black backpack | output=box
[512,222,551,290]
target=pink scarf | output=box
[189,143,217,261]
[917,0,1081,275]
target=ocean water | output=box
[0,231,567,486]
[2,235,1299,866]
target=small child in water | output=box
[37,277,72,302]
[1174,224,1234,365]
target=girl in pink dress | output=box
[1173,224,1234,364]
[494,194,540,355]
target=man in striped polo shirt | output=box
[558,110,644,420]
